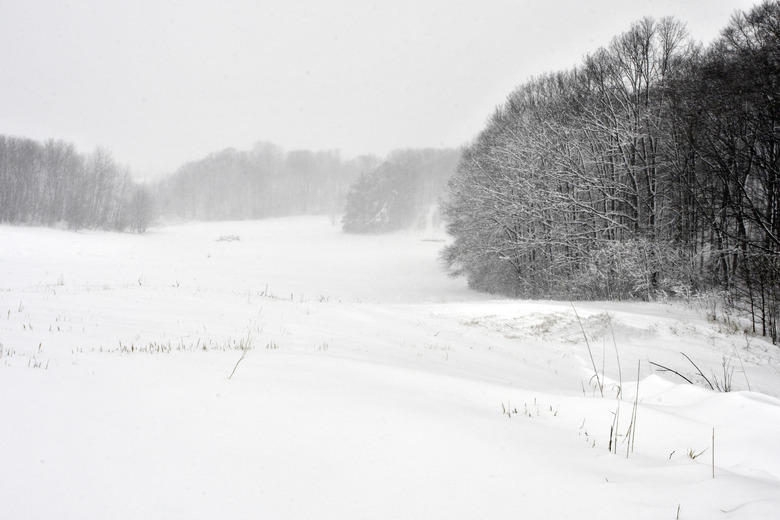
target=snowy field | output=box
[2,216,780,519]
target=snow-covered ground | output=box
[2,216,779,519]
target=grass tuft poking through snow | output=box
[228,334,254,380]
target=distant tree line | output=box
[1,133,459,236]
[341,148,460,233]
[443,2,780,341]
[0,135,154,232]
[154,142,379,221]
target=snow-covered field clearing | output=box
[2,216,779,519]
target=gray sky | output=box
[1,0,757,180]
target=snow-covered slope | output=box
[1,217,779,519]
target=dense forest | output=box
[0,135,153,232]
[443,1,780,341]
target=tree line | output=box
[341,148,460,233]
[153,143,460,232]
[154,142,379,222]
[0,135,153,232]
[1,132,458,235]
[443,1,780,341]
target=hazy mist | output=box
[0,0,755,181]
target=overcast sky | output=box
[0,0,758,180]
